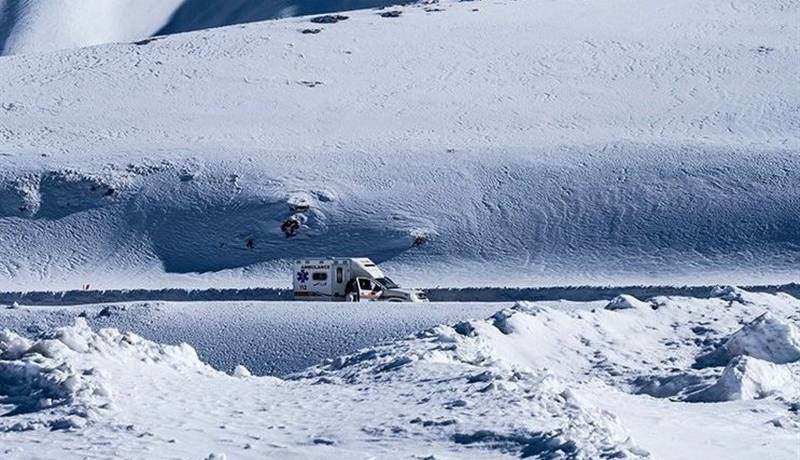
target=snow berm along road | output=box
[1,289,798,458]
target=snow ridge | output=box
[694,312,800,368]
[687,355,799,403]
[0,318,210,433]
[302,319,650,459]
[1,313,650,458]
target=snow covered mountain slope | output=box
[0,0,412,56]
[158,0,413,36]
[0,0,798,290]
[1,290,798,459]
[0,0,184,55]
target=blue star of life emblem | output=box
[297,270,309,283]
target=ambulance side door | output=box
[357,278,383,301]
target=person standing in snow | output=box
[345,279,360,302]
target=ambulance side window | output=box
[312,272,327,281]
[358,279,371,290]
[336,267,343,283]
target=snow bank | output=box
[2,295,799,458]
[10,311,635,455]
[605,294,650,311]
[232,364,252,378]
[0,320,109,431]
[0,318,212,432]
[1,306,650,458]
[686,356,799,402]
[695,312,800,368]
[0,301,507,376]
[709,285,749,303]
[302,310,649,459]
[722,313,800,364]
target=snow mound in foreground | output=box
[687,356,799,402]
[0,319,211,432]
[4,297,800,457]
[605,294,650,311]
[2,0,800,290]
[709,285,749,303]
[303,308,649,459]
[2,313,650,458]
[695,313,800,368]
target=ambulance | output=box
[292,258,427,302]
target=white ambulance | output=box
[292,258,427,302]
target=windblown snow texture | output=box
[0,0,798,290]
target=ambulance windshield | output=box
[375,277,398,289]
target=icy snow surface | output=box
[1,289,799,459]
[0,0,799,291]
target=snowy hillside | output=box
[1,289,799,458]
[1,0,799,290]
[0,0,410,56]
[0,0,183,55]
[158,0,413,35]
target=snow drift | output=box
[392,292,800,406]
[694,312,800,368]
[0,318,209,432]
[300,318,649,459]
[0,314,650,459]
[686,355,799,402]
[709,285,750,303]
[720,314,800,364]
[605,294,649,311]
[1,290,799,458]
